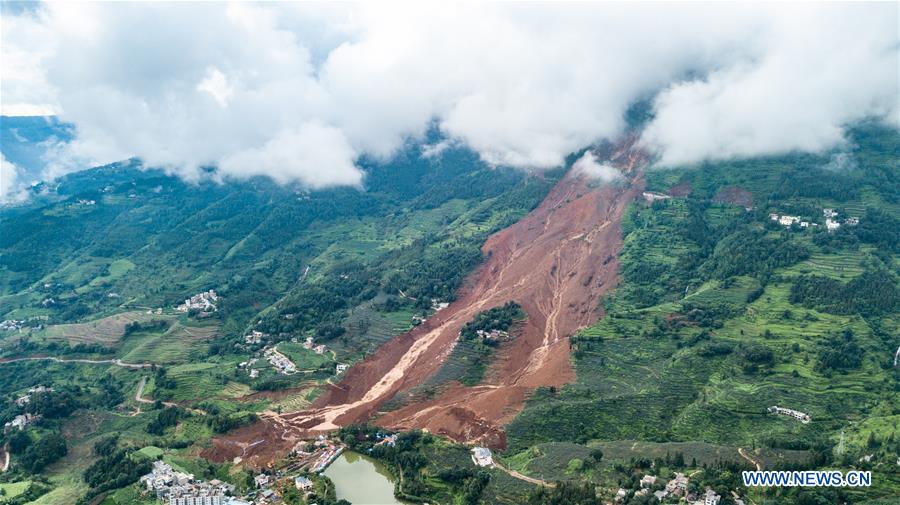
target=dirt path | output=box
[211,139,647,465]
[0,356,152,369]
[132,376,207,416]
[738,448,762,471]
[1,444,9,472]
[494,462,555,487]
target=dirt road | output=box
[738,448,762,471]
[494,462,555,487]
[0,356,152,369]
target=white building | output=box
[643,191,671,202]
[768,405,811,423]
[471,447,494,467]
[295,476,314,491]
[254,474,270,488]
[640,475,657,488]
[826,218,841,231]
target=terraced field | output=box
[39,310,172,347]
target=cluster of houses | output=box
[76,198,96,206]
[176,290,218,315]
[237,358,259,378]
[288,435,346,474]
[264,347,297,375]
[14,385,53,407]
[768,405,811,424]
[474,329,510,341]
[244,331,266,345]
[617,472,722,505]
[769,208,859,233]
[3,413,37,432]
[140,460,247,505]
[471,446,494,467]
[302,336,326,355]
[0,319,25,332]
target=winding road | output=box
[0,356,152,369]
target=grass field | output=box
[0,481,31,500]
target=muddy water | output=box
[323,451,407,504]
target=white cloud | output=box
[218,122,362,188]
[1,153,28,204]
[1,2,897,186]
[641,4,900,166]
[196,67,234,107]
[573,152,623,184]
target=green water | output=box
[323,451,406,505]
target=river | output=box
[323,451,407,505]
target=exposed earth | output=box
[209,142,647,467]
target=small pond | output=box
[323,451,407,504]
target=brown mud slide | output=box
[208,141,646,467]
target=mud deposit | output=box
[209,143,646,467]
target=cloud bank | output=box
[1,2,897,188]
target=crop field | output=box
[164,362,232,401]
[38,310,171,347]
[118,320,217,364]
[275,342,331,370]
[340,295,418,357]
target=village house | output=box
[471,447,494,467]
[294,476,314,491]
[642,191,671,202]
[254,474,270,488]
[303,336,315,350]
[431,299,450,311]
[666,472,689,496]
[640,475,657,488]
[823,208,838,218]
[768,405,811,423]
[826,218,841,231]
[701,488,721,505]
[4,413,36,432]
[845,217,859,226]
[335,363,349,374]
[313,344,326,355]
[654,490,668,501]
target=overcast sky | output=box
[1,1,898,196]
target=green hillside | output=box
[506,124,900,504]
